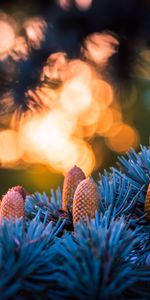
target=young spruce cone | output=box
[0,189,25,221]
[145,183,150,222]
[73,177,99,224]
[8,186,27,200]
[62,165,86,211]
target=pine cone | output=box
[8,186,27,200]
[0,190,25,221]
[62,165,86,211]
[145,183,150,222]
[73,177,99,224]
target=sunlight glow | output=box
[0,37,139,174]
[0,130,21,165]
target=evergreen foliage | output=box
[0,146,150,299]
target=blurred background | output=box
[0,0,149,194]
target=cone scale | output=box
[0,189,25,221]
[73,177,99,224]
[9,186,27,200]
[62,165,86,211]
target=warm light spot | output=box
[79,101,100,127]
[0,20,15,59]
[0,130,21,165]
[58,0,71,10]
[66,59,93,81]
[96,108,114,135]
[105,121,123,138]
[19,110,77,168]
[111,107,122,122]
[47,138,95,176]
[58,0,92,10]
[105,123,139,153]
[93,79,114,108]
[23,17,47,49]
[82,32,119,65]
[60,78,92,114]
[20,110,76,148]
[17,106,96,175]
[81,123,98,138]
[47,138,79,172]
[60,61,94,116]
[75,0,92,10]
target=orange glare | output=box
[105,123,139,153]
[0,130,21,165]
[0,35,139,176]
[96,108,114,135]
[93,79,114,108]
[60,78,92,114]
